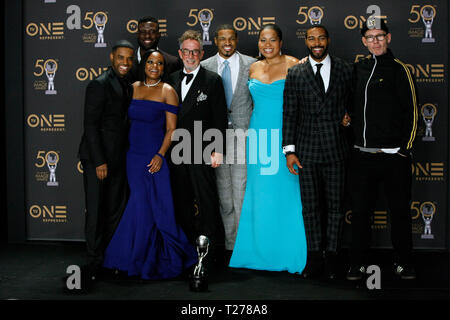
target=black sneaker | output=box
[394,263,416,280]
[346,265,366,281]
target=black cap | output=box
[111,39,135,52]
[361,18,389,36]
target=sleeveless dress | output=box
[103,99,197,280]
[229,79,307,274]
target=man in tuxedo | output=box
[128,16,182,83]
[168,30,228,268]
[200,25,256,261]
[282,25,352,279]
[78,40,134,280]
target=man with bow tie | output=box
[168,30,228,271]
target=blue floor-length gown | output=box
[229,79,307,274]
[103,99,197,280]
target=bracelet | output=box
[155,153,164,159]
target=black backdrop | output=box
[5,0,449,250]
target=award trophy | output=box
[308,7,323,25]
[421,5,436,43]
[198,9,213,45]
[94,12,108,48]
[421,104,437,141]
[44,59,57,95]
[189,235,210,292]
[421,202,435,239]
[46,151,59,186]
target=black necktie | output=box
[183,72,194,85]
[315,63,325,94]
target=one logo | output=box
[77,161,83,174]
[75,66,108,81]
[29,204,67,223]
[345,210,387,230]
[94,12,108,48]
[26,22,64,40]
[233,16,276,36]
[27,114,65,132]
[420,202,436,239]
[406,63,445,83]
[412,162,444,182]
[421,103,437,141]
[186,9,214,45]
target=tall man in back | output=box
[128,16,182,83]
[282,25,352,279]
[168,30,228,269]
[78,40,135,280]
[201,24,256,260]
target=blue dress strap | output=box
[164,103,179,115]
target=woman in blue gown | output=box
[102,50,197,280]
[229,24,307,274]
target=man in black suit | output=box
[282,25,352,279]
[78,40,134,279]
[168,30,228,268]
[128,16,182,83]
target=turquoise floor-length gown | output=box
[229,79,307,274]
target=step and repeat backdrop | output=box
[24,0,448,249]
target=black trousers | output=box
[298,161,346,252]
[349,149,413,265]
[82,160,128,270]
[171,163,224,257]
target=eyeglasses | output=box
[181,48,201,56]
[365,33,387,42]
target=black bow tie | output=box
[183,72,194,85]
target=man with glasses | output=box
[346,19,418,281]
[168,30,228,273]
[128,16,182,83]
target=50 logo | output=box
[296,6,324,25]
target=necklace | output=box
[144,79,161,87]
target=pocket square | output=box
[197,91,207,102]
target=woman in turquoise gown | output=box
[229,24,307,274]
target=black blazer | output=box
[282,55,352,163]
[168,67,228,164]
[78,67,132,169]
[128,48,183,84]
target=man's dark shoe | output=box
[301,251,324,278]
[394,263,416,280]
[346,265,366,281]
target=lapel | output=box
[230,52,247,108]
[108,68,124,100]
[171,70,183,101]
[304,62,324,102]
[178,67,205,121]
[326,55,338,98]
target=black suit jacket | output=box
[282,55,352,164]
[128,48,183,83]
[168,67,228,164]
[78,67,132,169]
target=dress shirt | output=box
[181,65,201,101]
[308,54,331,93]
[217,52,240,93]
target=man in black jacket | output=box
[346,19,418,281]
[128,16,182,83]
[78,40,134,280]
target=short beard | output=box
[308,46,328,61]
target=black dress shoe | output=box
[302,251,324,278]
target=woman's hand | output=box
[341,112,351,127]
[147,154,163,174]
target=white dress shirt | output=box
[308,54,331,92]
[181,65,201,101]
[217,52,240,93]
